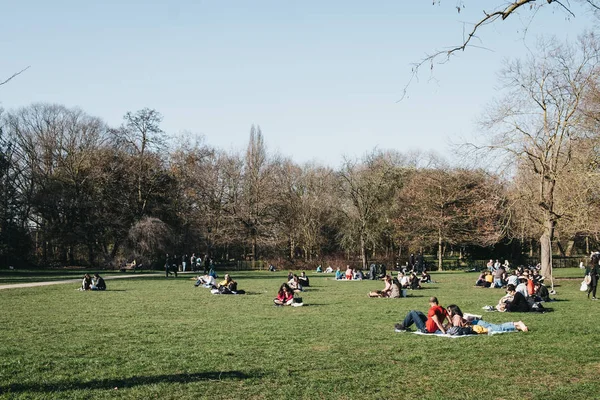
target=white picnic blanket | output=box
[411,331,476,338]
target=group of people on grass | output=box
[79,273,106,291]
[368,271,431,298]
[395,296,528,335]
[194,273,244,295]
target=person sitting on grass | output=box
[316,265,323,273]
[353,268,364,280]
[475,271,487,287]
[324,265,334,273]
[80,274,92,291]
[274,283,294,306]
[420,270,431,284]
[484,271,494,288]
[345,265,354,280]
[446,304,528,333]
[288,274,304,292]
[216,274,238,294]
[394,296,451,334]
[335,267,345,280]
[298,271,310,287]
[91,273,106,291]
[398,272,410,288]
[409,272,421,290]
[534,281,551,302]
[501,284,531,313]
[369,275,393,298]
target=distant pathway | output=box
[0,273,167,290]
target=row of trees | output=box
[2,35,600,273]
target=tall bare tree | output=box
[396,167,505,270]
[338,151,404,269]
[478,34,600,281]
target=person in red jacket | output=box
[274,283,294,306]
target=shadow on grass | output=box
[0,370,264,394]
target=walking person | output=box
[586,253,599,300]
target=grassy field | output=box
[0,268,598,399]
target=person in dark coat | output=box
[586,252,599,300]
[92,273,106,290]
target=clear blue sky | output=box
[1,1,595,167]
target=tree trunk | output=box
[437,229,443,271]
[565,240,574,257]
[360,234,367,270]
[556,241,566,258]
[540,226,553,287]
[586,236,590,255]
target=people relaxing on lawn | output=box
[369,275,396,298]
[394,296,451,334]
[534,281,550,302]
[335,267,345,280]
[397,272,410,288]
[324,265,334,273]
[211,274,239,294]
[515,275,529,298]
[288,274,304,292]
[493,265,506,288]
[80,274,92,291]
[506,270,519,287]
[475,271,487,287]
[91,273,106,291]
[194,274,216,288]
[446,304,528,333]
[345,265,353,280]
[420,270,431,284]
[501,284,531,312]
[274,283,294,306]
[409,272,421,290]
[298,271,310,287]
[353,269,364,280]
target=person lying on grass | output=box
[274,283,294,306]
[194,274,216,288]
[394,296,451,334]
[446,304,528,333]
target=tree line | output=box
[2,35,600,274]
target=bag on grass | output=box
[447,326,473,336]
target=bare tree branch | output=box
[400,0,586,101]
[0,66,31,86]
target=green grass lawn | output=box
[0,269,598,399]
